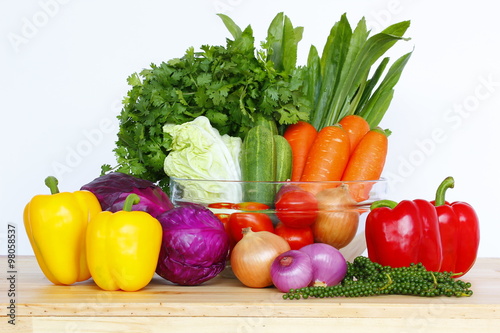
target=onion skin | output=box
[230,228,291,288]
[299,243,347,287]
[312,185,360,249]
[271,250,313,292]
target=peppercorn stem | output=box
[370,199,399,210]
[422,271,439,294]
[44,176,60,194]
[123,193,140,212]
[458,291,472,297]
[430,271,438,287]
[434,176,455,207]
[379,273,393,291]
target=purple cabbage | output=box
[156,203,230,286]
[81,172,173,218]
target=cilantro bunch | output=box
[110,13,309,189]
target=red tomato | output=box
[275,190,318,228]
[208,202,234,209]
[228,212,274,242]
[274,222,314,250]
[214,213,231,227]
[233,202,270,211]
[215,213,236,251]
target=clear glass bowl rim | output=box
[169,177,387,185]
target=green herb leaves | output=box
[307,15,412,130]
[114,13,310,187]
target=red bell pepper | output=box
[366,199,443,271]
[432,176,480,277]
[366,177,480,277]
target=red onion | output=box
[299,243,347,287]
[270,250,313,292]
[275,184,303,202]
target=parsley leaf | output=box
[112,13,310,188]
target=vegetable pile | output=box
[100,12,414,260]
[23,11,480,299]
[106,12,411,194]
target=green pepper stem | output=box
[123,193,140,212]
[44,176,60,194]
[434,176,455,207]
[370,199,398,210]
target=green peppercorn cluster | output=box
[283,256,473,300]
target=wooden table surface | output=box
[2,256,499,333]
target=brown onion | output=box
[312,184,360,249]
[230,228,291,288]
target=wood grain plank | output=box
[1,256,499,323]
[20,316,500,333]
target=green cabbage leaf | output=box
[163,116,242,203]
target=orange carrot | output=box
[300,125,350,193]
[339,115,370,154]
[283,121,318,181]
[341,128,389,202]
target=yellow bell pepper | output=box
[86,193,162,291]
[23,176,102,285]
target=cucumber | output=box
[240,125,276,205]
[254,114,278,136]
[274,134,292,182]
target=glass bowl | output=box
[169,177,387,262]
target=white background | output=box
[2,0,499,257]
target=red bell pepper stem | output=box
[370,199,398,210]
[123,194,140,212]
[434,176,455,207]
[44,176,60,194]
[432,176,479,277]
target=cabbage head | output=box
[163,116,242,203]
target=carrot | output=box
[339,115,370,154]
[341,128,389,202]
[300,125,350,193]
[283,121,318,181]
